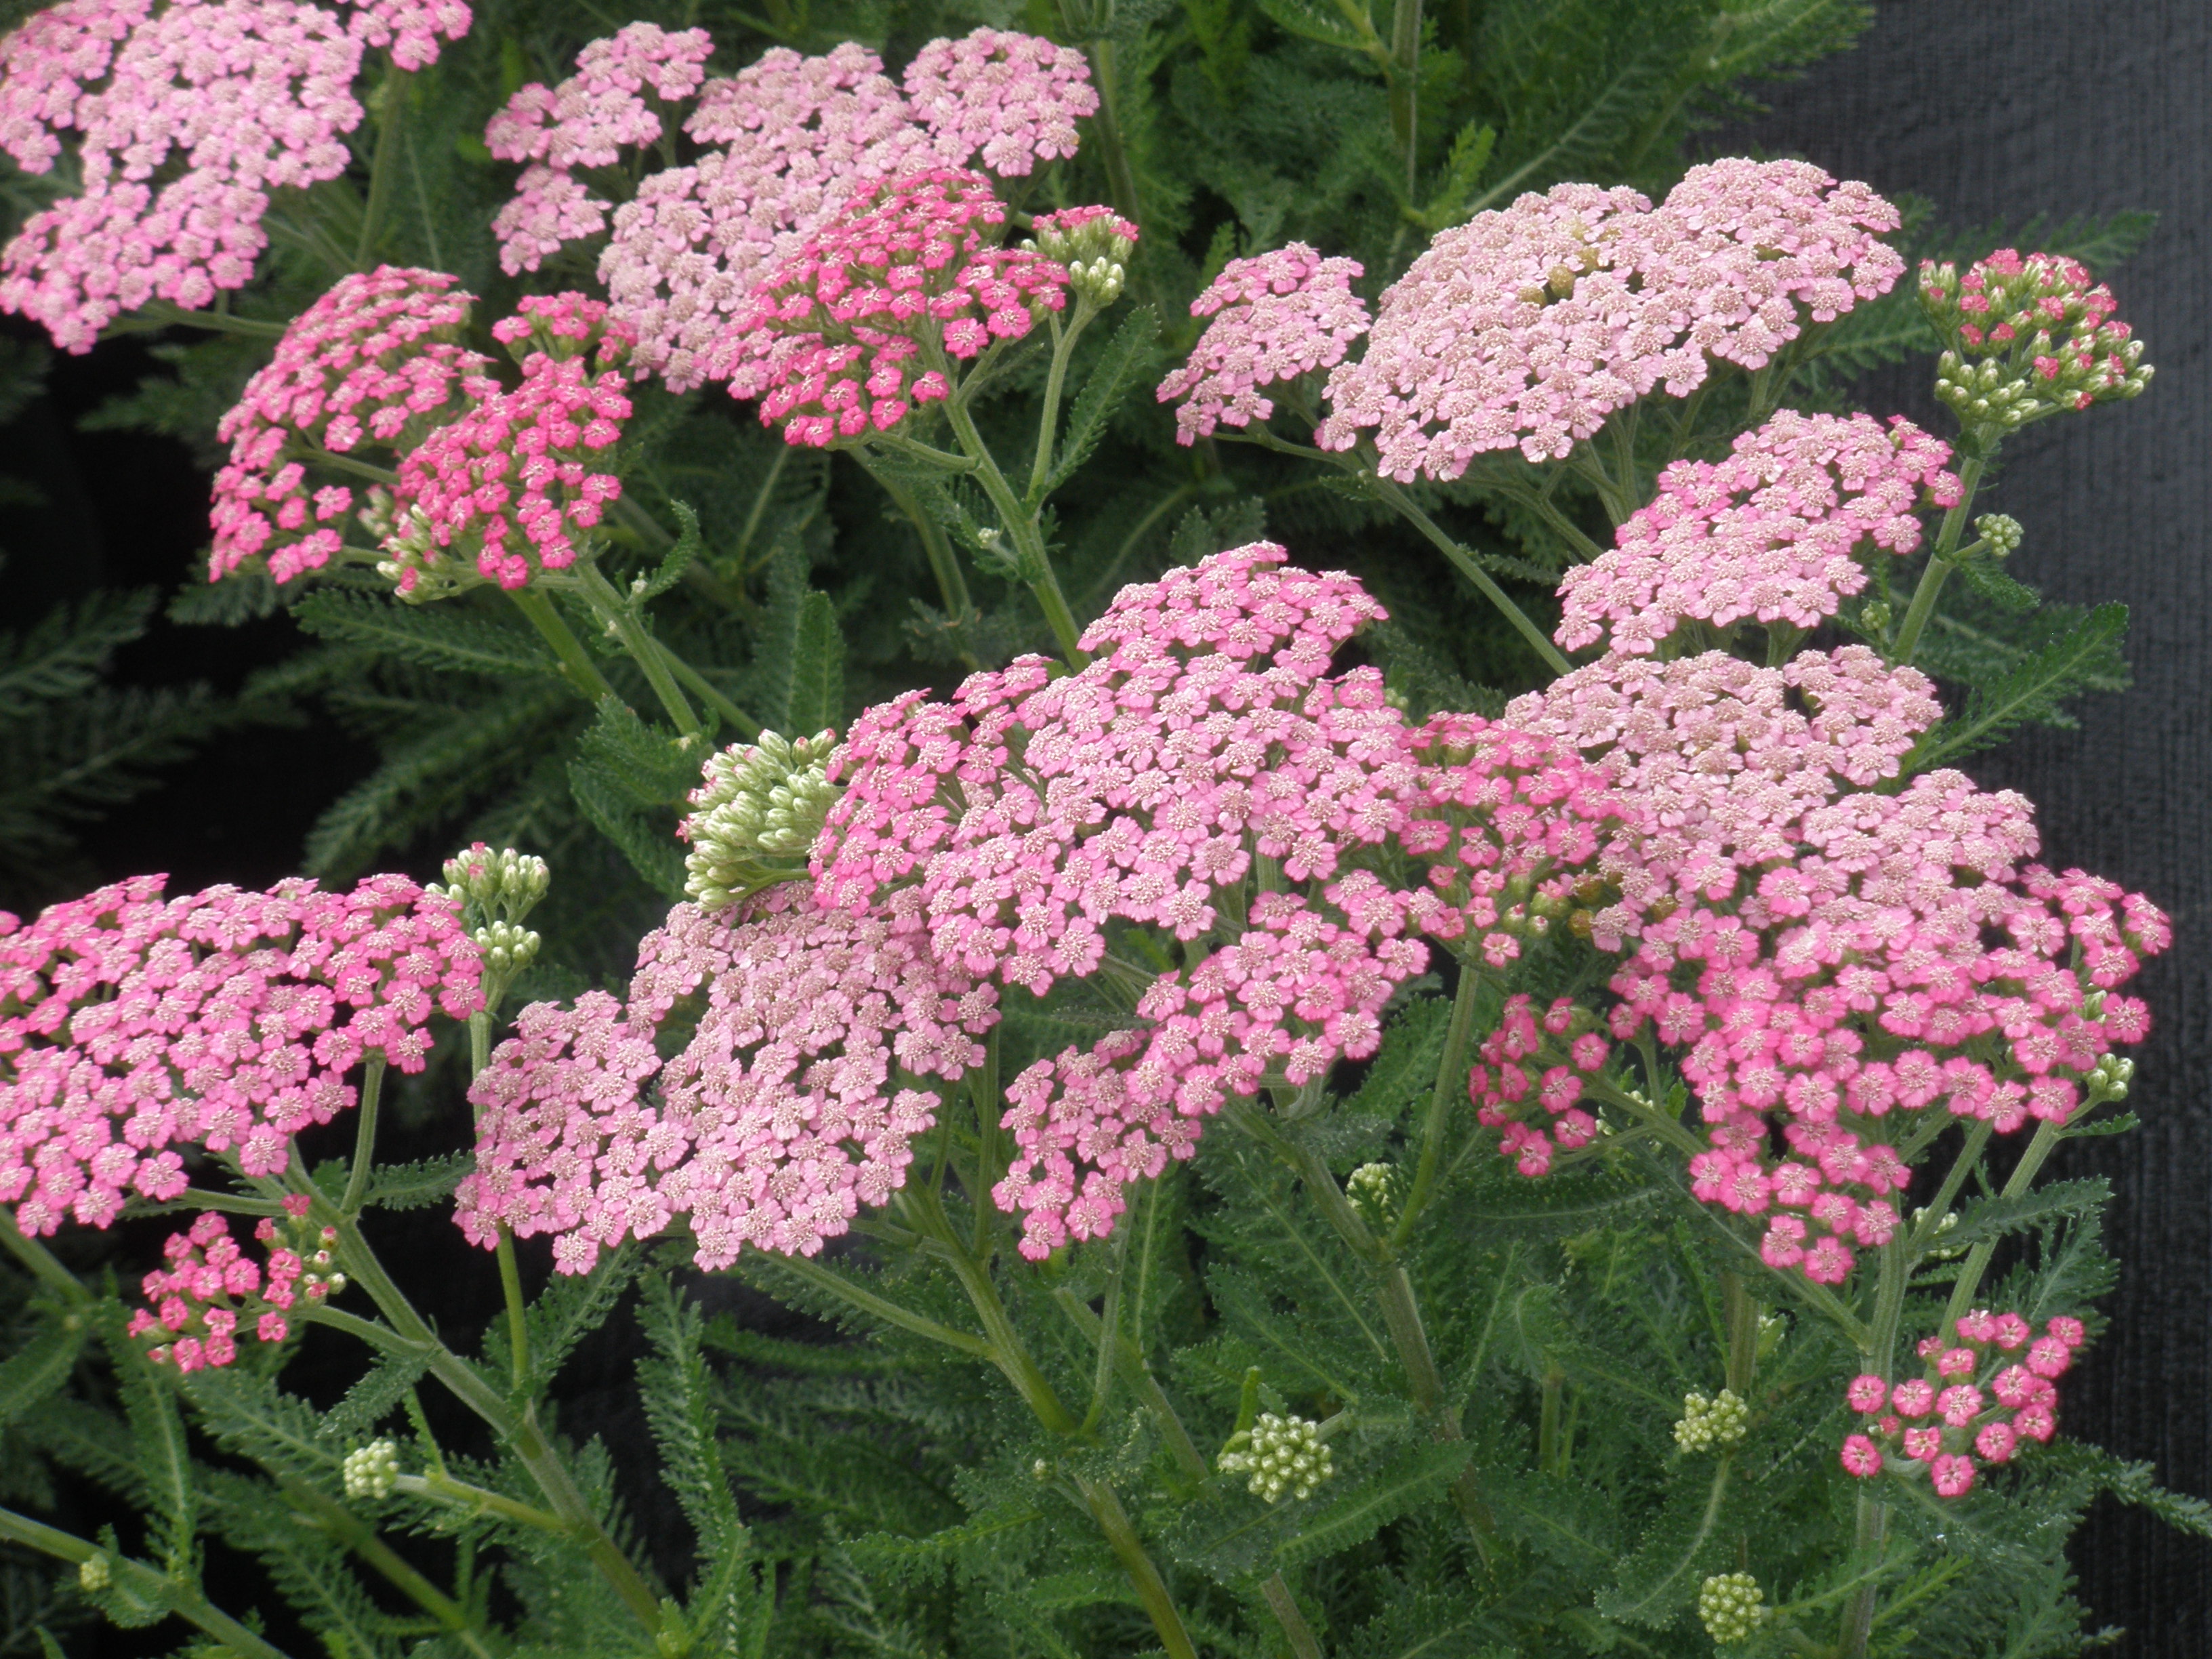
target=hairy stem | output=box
[1942,1115,2069,1332]
[1892,454,1988,665]
[657,643,760,737]
[1074,1475,1201,1659]
[1364,473,1571,674]
[1388,0,1422,193]
[506,587,617,703]
[1029,304,1096,501]
[394,1471,567,1532]
[0,1504,295,1659]
[1261,1571,1328,1659]
[773,1252,996,1358]
[339,1056,386,1215]
[941,396,1090,665]
[1,1212,91,1303]
[354,65,409,268]
[1721,1270,1757,1397]
[1837,1236,1910,1659]
[865,461,977,632]
[281,1479,496,1659]
[575,563,701,735]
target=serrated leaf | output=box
[638,1273,748,1561]
[1251,0,1380,54]
[1274,1440,1473,1570]
[0,590,155,717]
[316,1348,432,1442]
[361,1152,470,1212]
[1941,1177,2110,1252]
[1952,554,2041,614]
[638,500,703,601]
[1594,1458,1732,1627]
[523,1242,639,1397]
[1042,306,1161,499]
[0,1322,84,1427]
[1910,601,2129,766]
[180,1366,342,1480]
[293,589,555,679]
[118,1357,198,1582]
[569,759,689,897]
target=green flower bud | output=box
[78,1553,111,1593]
[1698,1572,1769,1645]
[343,1438,401,1501]
[681,730,843,909]
[1673,1388,1750,1453]
[1217,1412,1335,1502]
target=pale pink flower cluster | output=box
[1555,411,1963,655]
[0,0,468,351]
[457,887,996,1273]
[382,293,633,592]
[899,28,1094,177]
[334,0,470,70]
[0,873,483,1235]
[487,23,715,274]
[125,1201,322,1369]
[586,31,1092,389]
[1316,161,1903,475]
[732,167,1070,445]
[1841,1311,2084,1496]
[1157,244,1370,443]
[208,266,495,583]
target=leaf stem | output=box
[941,396,1090,665]
[281,1478,497,1659]
[1029,302,1095,501]
[0,1212,91,1303]
[771,1252,996,1358]
[1073,1474,1200,1659]
[575,563,701,735]
[354,64,409,268]
[506,587,617,702]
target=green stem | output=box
[0,1212,90,1303]
[1892,455,1988,665]
[507,587,617,703]
[576,564,700,735]
[867,462,977,627]
[1388,0,1422,194]
[1073,1475,1200,1659]
[941,397,1090,666]
[907,1190,1079,1434]
[1721,1270,1757,1397]
[1050,1288,1208,1481]
[772,1252,996,1358]
[1498,478,1608,565]
[107,299,289,340]
[170,1188,288,1219]
[1391,966,1482,1250]
[1029,305,1094,501]
[1362,472,1571,675]
[395,1471,569,1533]
[281,1479,495,1659]
[354,66,409,268]
[1837,1236,1910,1659]
[1912,1122,1994,1256]
[1942,1116,2068,1332]
[0,1504,295,1659]
[658,643,760,737]
[340,1057,386,1216]
[1261,1571,1327,1659]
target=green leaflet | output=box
[0,589,157,717]
[0,1322,85,1428]
[1910,600,2130,766]
[1273,1439,1474,1570]
[567,697,697,897]
[293,588,556,679]
[180,1366,343,1481]
[316,1349,432,1443]
[361,1152,472,1212]
[1594,1456,1734,1627]
[1941,1177,2110,1252]
[117,1355,199,1583]
[1040,307,1162,502]
[743,543,847,738]
[522,1241,640,1398]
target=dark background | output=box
[4,0,2209,1649]
[1732,0,2212,1648]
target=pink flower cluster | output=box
[1,873,482,1235]
[1316,161,1903,476]
[457,886,997,1273]
[731,168,1069,445]
[1555,411,1962,655]
[1841,1311,2084,1496]
[1921,247,2151,417]
[0,0,469,351]
[1157,243,1371,443]
[487,23,716,274]
[125,1199,333,1369]
[489,28,1094,387]
[208,266,495,584]
[899,28,1093,177]
[381,293,633,593]
[1469,994,1612,1176]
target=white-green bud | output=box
[1858,599,1892,632]
[1910,1205,1965,1259]
[78,1553,111,1593]
[1217,1412,1334,1503]
[432,844,551,926]
[1673,1389,1749,1453]
[1347,1162,1404,1229]
[1021,210,1139,311]
[343,1439,401,1501]
[681,730,843,908]
[471,919,543,975]
[1698,1572,1768,1645]
[1975,513,2024,558]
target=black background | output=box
[4,0,2209,1648]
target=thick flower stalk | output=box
[0,0,471,350]
[1316,161,1902,478]
[1921,247,2151,432]
[487,22,716,274]
[1554,411,1963,656]
[457,886,998,1273]
[726,167,1071,446]
[208,265,495,583]
[375,293,634,596]
[1157,243,1371,443]
[0,872,483,1233]
[1841,1311,2083,1496]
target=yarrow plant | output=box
[2,7,2205,1659]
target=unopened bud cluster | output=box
[1347,1162,1405,1230]
[1673,1388,1749,1452]
[1217,1412,1334,1502]
[433,843,551,924]
[78,1553,111,1593]
[2085,1052,2135,1102]
[1922,249,2150,433]
[1698,1572,1769,1644]
[1023,206,1139,309]
[680,731,842,909]
[342,1438,402,1501]
[1973,513,2023,558]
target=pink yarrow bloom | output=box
[209,266,497,584]
[0,0,470,351]
[457,886,997,1273]
[487,22,715,274]
[729,167,1071,446]
[378,293,634,595]
[1841,1310,2085,1492]
[899,27,1095,176]
[1921,247,2151,419]
[1317,161,1902,477]
[1158,243,1371,443]
[0,874,483,1235]
[126,1204,340,1368]
[1556,411,1963,655]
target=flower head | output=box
[1922,247,2150,428]
[1158,243,1370,443]
[126,1205,346,1367]
[680,729,844,908]
[899,26,1095,176]
[209,266,496,584]
[1843,1311,2084,1492]
[1,873,481,1234]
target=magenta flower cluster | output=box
[1554,411,1963,655]
[731,167,1071,446]
[1,872,483,1235]
[209,266,496,585]
[489,27,1096,390]
[1841,1311,2084,1496]
[457,886,996,1273]
[0,0,470,351]
[381,292,634,592]
[1314,161,1904,475]
[124,1199,325,1370]
[1157,243,1371,443]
